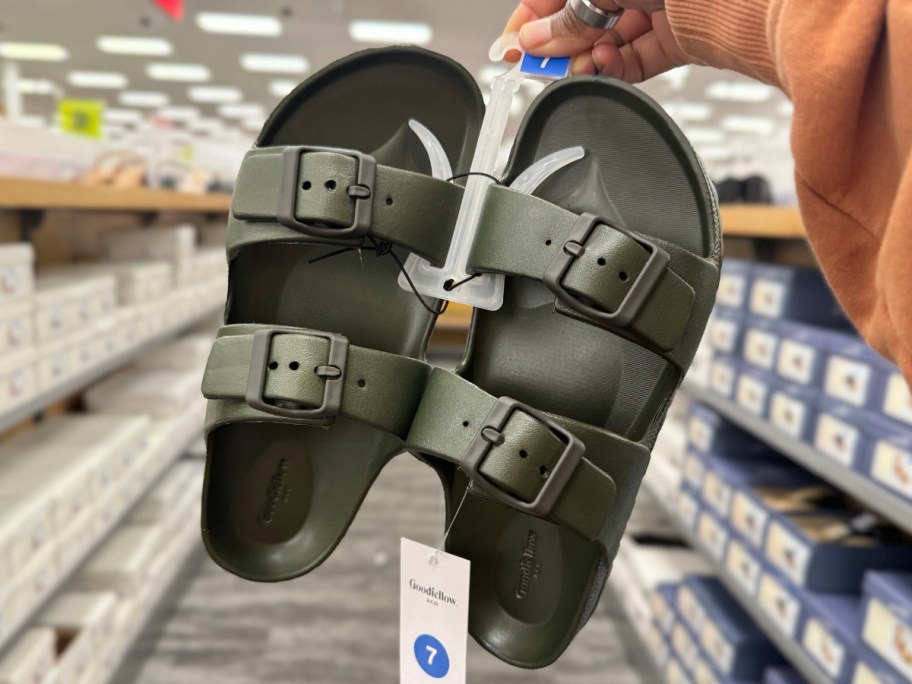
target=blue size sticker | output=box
[414,634,450,679]
[520,54,571,78]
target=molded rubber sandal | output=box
[405,77,721,667]
[201,47,484,582]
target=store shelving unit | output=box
[0,434,201,657]
[680,380,912,537]
[641,480,832,684]
[718,205,805,239]
[605,582,669,683]
[0,305,220,434]
[0,177,231,213]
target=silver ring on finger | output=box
[568,0,623,29]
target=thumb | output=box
[519,4,611,57]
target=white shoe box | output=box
[0,493,52,580]
[0,348,37,412]
[198,222,227,248]
[0,415,150,536]
[70,525,163,598]
[47,261,172,306]
[0,628,55,684]
[85,368,202,419]
[0,243,35,304]
[54,507,99,574]
[33,273,117,343]
[135,333,213,373]
[99,225,196,287]
[0,299,34,358]
[38,592,117,670]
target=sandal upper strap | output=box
[406,368,651,543]
[228,146,464,266]
[469,186,719,364]
[202,324,430,439]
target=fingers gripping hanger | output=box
[398,33,585,311]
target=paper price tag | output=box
[400,539,470,683]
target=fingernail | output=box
[520,19,552,48]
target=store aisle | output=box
[119,454,646,684]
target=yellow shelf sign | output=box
[58,99,104,138]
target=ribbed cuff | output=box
[665,0,783,87]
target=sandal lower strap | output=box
[469,186,719,363]
[202,324,430,439]
[406,368,652,542]
[228,147,464,266]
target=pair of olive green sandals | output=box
[200,47,721,668]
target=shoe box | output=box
[36,592,117,684]
[748,264,850,329]
[717,259,753,311]
[774,321,845,389]
[98,224,197,288]
[710,355,740,398]
[723,534,765,598]
[688,403,771,458]
[735,365,774,418]
[742,317,781,373]
[859,572,912,684]
[763,667,806,684]
[709,309,746,357]
[763,508,912,593]
[799,592,862,683]
[0,243,35,306]
[757,567,806,640]
[853,648,907,684]
[667,655,696,684]
[0,627,55,684]
[768,381,818,441]
[683,576,785,680]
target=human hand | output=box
[503,0,692,83]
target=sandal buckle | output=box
[463,397,584,517]
[246,327,350,421]
[544,212,670,327]
[277,146,377,240]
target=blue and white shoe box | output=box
[859,572,912,684]
[681,576,785,680]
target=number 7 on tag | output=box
[400,539,471,683]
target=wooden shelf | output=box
[720,205,805,239]
[0,177,231,213]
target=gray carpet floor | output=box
[118,452,650,684]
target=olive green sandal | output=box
[406,78,721,667]
[200,47,483,582]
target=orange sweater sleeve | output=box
[665,0,912,379]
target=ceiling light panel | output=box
[269,79,298,98]
[196,12,282,36]
[684,128,726,145]
[349,20,433,45]
[0,42,68,61]
[146,63,211,82]
[158,106,200,121]
[68,71,128,89]
[188,86,243,103]
[706,81,775,103]
[97,36,172,56]
[722,115,776,135]
[664,102,713,122]
[218,103,265,119]
[104,108,144,124]
[240,54,308,74]
[17,78,56,95]
[188,118,224,133]
[119,91,169,107]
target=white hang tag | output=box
[400,538,471,683]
